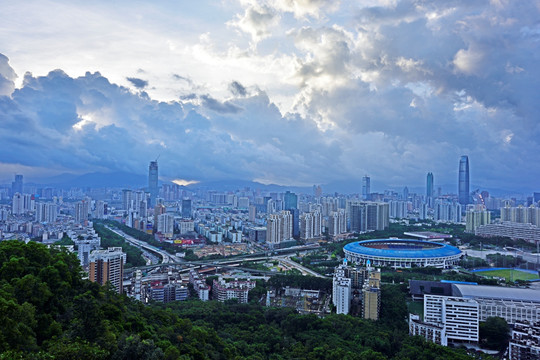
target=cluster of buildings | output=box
[186,270,256,304]
[473,203,540,243]
[7,155,514,255]
[332,260,381,320]
[408,280,540,352]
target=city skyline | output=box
[1,1,539,193]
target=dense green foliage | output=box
[94,220,200,261]
[267,274,333,292]
[480,317,509,351]
[0,240,486,359]
[93,223,146,268]
[54,234,75,247]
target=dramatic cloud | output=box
[0,0,539,193]
[126,77,148,89]
[228,3,279,42]
[229,81,247,97]
[200,94,243,114]
[0,54,17,96]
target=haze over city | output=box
[1,0,539,193]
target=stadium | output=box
[343,239,462,269]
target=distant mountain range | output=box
[27,172,148,189]
[5,171,534,197]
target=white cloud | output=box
[228,3,279,43]
[453,46,484,75]
[0,0,540,191]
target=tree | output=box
[480,316,509,350]
[54,234,75,246]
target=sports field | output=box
[476,269,539,281]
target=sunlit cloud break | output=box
[172,179,200,187]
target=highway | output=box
[276,256,326,278]
[105,226,177,264]
[107,225,329,278]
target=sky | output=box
[0,0,539,193]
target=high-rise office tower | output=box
[458,156,470,205]
[11,174,23,195]
[362,176,370,200]
[148,160,159,207]
[426,172,434,199]
[181,199,192,218]
[284,191,298,210]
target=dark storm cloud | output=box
[200,94,242,114]
[180,93,197,100]
[126,77,148,89]
[229,81,247,97]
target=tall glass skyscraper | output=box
[458,156,470,205]
[11,174,23,195]
[148,160,158,207]
[426,172,434,199]
[284,191,298,210]
[181,199,192,219]
[362,175,370,200]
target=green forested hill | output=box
[0,241,484,359]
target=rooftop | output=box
[452,284,540,303]
[344,239,461,259]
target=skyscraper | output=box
[181,199,192,219]
[402,186,409,201]
[426,172,434,199]
[89,247,124,294]
[283,191,298,210]
[148,160,158,207]
[11,174,23,195]
[75,200,90,224]
[362,175,370,200]
[458,156,470,205]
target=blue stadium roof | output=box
[343,239,462,259]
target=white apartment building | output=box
[424,294,479,342]
[157,213,174,236]
[212,278,255,303]
[409,314,448,346]
[266,210,292,247]
[508,321,540,360]
[334,277,351,315]
[327,209,346,237]
[189,270,210,301]
[300,211,322,240]
[35,202,57,223]
[179,219,194,235]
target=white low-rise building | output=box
[409,314,448,346]
[212,278,255,303]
